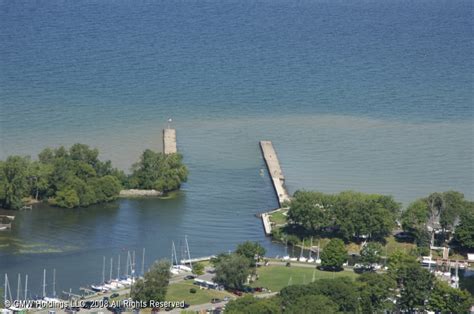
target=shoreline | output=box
[118,189,163,197]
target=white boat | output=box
[109,281,124,289]
[90,285,108,292]
[43,297,62,304]
[177,265,192,272]
[102,283,115,290]
[282,255,290,261]
[289,257,298,262]
[298,242,307,262]
[307,257,315,263]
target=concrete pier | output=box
[259,141,291,235]
[163,128,177,154]
[259,141,290,207]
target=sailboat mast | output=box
[42,269,46,298]
[24,274,28,300]
[173,242,179,266]
[125,251,130,277]
[110,258,113,282]
[4,274,9,304]
[141,248,145,276]
[171,241,174,266]
[185,235,192,269]
[117,254,121,279]
[16,273,21,301]
[52,269,56,298]
[132,251,136,277]
[102,257,106,284]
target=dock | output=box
[163,128,177,154]
[180,255,216,264]
[259,141,290,206]
[259,141,291,235]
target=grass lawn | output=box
[384,235,416,255]
[269,211,287,225]
[251,265,358,292]
[166,282,234,306]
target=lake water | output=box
[0,0,473,295]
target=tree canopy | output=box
[131,259,171,303]
[428,280,473,313]
[225,295,281,314]
[452,201,474,250]
[287,190,400,241]
[127,150,187,193]
[0,156,29,209]
[213,253,251,290]
[0,144,124,209]
[235,241,266,266]
[359,242,383,267]
[1,144,189,209]
[320,238,347,270]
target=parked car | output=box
[184,275,196,280]
[231,290,242,296]
[110,293,119,298]
[394,232,414,241]
[211,298,221,304]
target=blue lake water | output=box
[0,0,473,295]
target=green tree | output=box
[0,156,30,209]
[287,191,334,233]
[225,295,281,314]
[213,253,251,290]
[27,161,53,200]
[286,295,338,314]
[360,242,383,267]
[129,150,188,192]
[191,262,205,276]
[453,202,474,250]
[235,241,266,266]
[357,272,396,313]
[280,278,360,313]
[52,188,80,208]
[131,260,171,303]
[428,280,472,313]
[397,263,434,312]
[310,277,360,313]
[287,190,399,241]
[29,143,123,208]
[320,239,347,270]
[386,250,418,278]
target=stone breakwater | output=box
[119,189,162,197]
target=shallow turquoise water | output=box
[0,0,473,295]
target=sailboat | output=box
[289,245,297,262]
[315,240,321,264]
[282,239,290,261]
[170,241,181,275]
[307,237,315,263]
[298,240,307,262]
[91,257,110,292]
[42,269,62,303]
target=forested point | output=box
[276,189,473,254]
[0,144,188,209]
[285,190,401,242]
